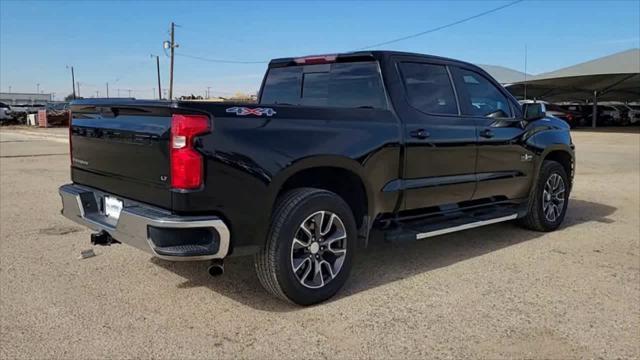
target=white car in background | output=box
[0,102,12,121]
[613,103,640,125]
[600,102,638,125]
[600,105,622,124]
[627,104,640,124]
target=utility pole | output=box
[165,22,179,100]
[169,22,175,100]
[206,86,211,99]
[106,82,109,98]
[76,82,81,97]
[155,55,162,99]
[128,89,132,97]
[68,66,76,99]
[96,90,100,98]
[36,83,40,94]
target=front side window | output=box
[260,61,387,109]
[453,68,512,118]
[399,62,458,115]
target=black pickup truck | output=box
[59,51,574,305]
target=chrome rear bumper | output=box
[59,184,230,261]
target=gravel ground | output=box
[1,127,638,359]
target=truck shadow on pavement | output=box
[150,198,616,312]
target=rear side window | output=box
[399,62,458,115]
[260,62,387,109]
[260,67,301,105]
[453,68,512,118]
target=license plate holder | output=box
[104,196,123,220]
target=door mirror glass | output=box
[523,102,545,121]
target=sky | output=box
[1,0,639,100]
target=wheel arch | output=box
[269,156,373,232]
[536,145,575,191]
[544,150,573,178]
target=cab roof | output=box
[269,50,481,71]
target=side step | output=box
[416,214,517,239]
[384,206,520,243]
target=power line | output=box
[354,0,525,50]
[174,1,524,66]
[176,53,268,64]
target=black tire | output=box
[255,188,356,305]
[518,160,570,232]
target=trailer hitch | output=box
[90,230,120,246]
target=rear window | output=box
[260,61,387,109]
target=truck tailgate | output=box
[70,103,174,208]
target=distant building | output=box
[0,92,52,105]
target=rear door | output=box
[393,58,477,210]
[450,66,534,201]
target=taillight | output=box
[170,114,210,190]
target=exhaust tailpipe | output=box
[208,259,224,277]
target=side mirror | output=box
[522,102,545,121]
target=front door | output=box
[394,60,477,210]
[450,66,534,201]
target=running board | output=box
[415,214,517,239]
[383,206,520,243]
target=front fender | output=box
[527,117,575,190]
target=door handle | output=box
[480,129,495,138]
[410,129,430,139]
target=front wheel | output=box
[255,188,356,305]
[518,160,570,232]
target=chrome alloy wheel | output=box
[290,211,347,289]
[542,173,566,222]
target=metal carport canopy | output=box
[505,49,640,127]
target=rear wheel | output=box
[255,188,356,305]
[518,160,570,232]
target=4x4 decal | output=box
[226,107,277,117]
